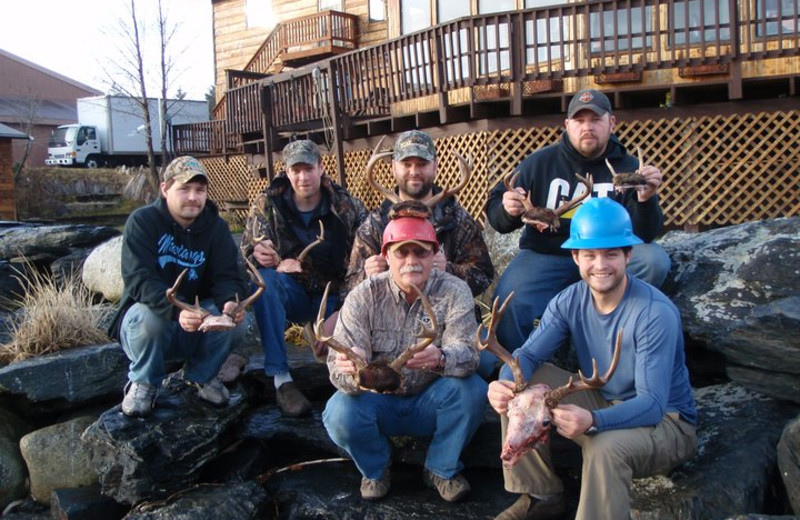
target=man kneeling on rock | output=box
[109,156,249,418]
[322,203,488,502]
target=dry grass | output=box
[285,322,307,347]
[0,263,113,364]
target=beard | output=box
[398,178,434,199]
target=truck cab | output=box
[46,125,102,168]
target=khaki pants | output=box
[501,363,697,520]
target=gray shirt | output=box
[328,269,479,395]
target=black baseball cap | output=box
[567,89,613,118]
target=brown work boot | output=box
[275,381,311,417]
[360,470,391,501]
[423,469,471,502]
[494,493,565,520]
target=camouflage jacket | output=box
[345,188,494,297]
[241,174,367,297]
[328,270,479,395]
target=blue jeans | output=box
[252,268,338,376]
[322,374,488,480]
[119,301,247,387]
[490,243,671,354]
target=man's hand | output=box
[253,239,280,268]
[364,254,388,277]
[488,379,516,414]
[551,404,594,439]
[335,346,367,375]
[406,345,442,371]
[637,164,662,203]
[501,186,528,218]
[222,300,245,325]
[178,308,206,332]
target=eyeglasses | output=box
[390,247,433,260]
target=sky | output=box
[0,0,215,101]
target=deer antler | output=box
[544,329,623,409]
[426,151,472,208]
[228,257,266,316]
[553,173,593,217]
[390,283,439,371]
[503,172,536,215]
[166,269,210,318]
[366,136,399,203]
[476,293,526,393]
[296,221,325,263]
[313,282,367,371]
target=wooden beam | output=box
[326,62,347,187]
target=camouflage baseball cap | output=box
[393,130,436,162]
[162,156,209,184]
[283,140,322,167]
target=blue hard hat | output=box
[561,197,644,249]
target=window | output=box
[438,0,470,24]
[672,0,731,45]
[478,0,515,15]
[402,0,431,34]
[524,0,562,6]
[756,0,799,36]
[524,1,572,66]
[369,0,386,21]
[319,0,342,11]
[246,0,274,28]
[591,6,653,53]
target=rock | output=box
[661,218,800,403]
[0,407,31,511]
[50,249,93,288]
[82,378,249,505]
[0,224,120,261]
[81,236,123,302]
[19,415,99,503]
[122,480,269,519]
[0,343,128,417]
[777,415,800,515]
[0,260,27,308]
[50,486,129,520]
[481,225,521,304]
[630,383,800,519]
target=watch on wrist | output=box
[586,412,598,435]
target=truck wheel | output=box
[85,156,100,169]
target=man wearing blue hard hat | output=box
[488,198,697,520]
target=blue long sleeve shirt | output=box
[499,276,697,431]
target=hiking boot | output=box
[494,493,566,520]
[193,377,230,407]
[121,381,157,417]
[423,469,471,502]
[360,471,391,501]
[276,381,311,417]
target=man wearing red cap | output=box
[322,205,487,503]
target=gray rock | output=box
[630,383,800,519]
[0,260,27,308]
[777,415,800,515]
[0,343,128,417]
[0,225,120,261]
[661,218,800,403]
[50,485,129,520]
[19,415,98,503]
[81,236,123,302]
[122,480,269,520]
[0,408,31,510]
[82,378,249,505]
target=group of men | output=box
[109,88,697,519]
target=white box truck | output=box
[46,95,209,168]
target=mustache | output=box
[400,265,423,274]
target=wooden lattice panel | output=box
[211,110,800,231]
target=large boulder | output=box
[0,407,30,510]
[0,224,120,262]
[631,383,799,518]
[81,236,124,302]
[122,480,269,520]
[19,415,98,503]
[660,218,800,403]
[82,378,249,505]
[777,415,800,515]
[0,343,129,417]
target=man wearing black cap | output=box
[110,156,250,418]
[485,88,671,355]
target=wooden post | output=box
[326,61,347,188]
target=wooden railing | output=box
[174,0,800,154]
